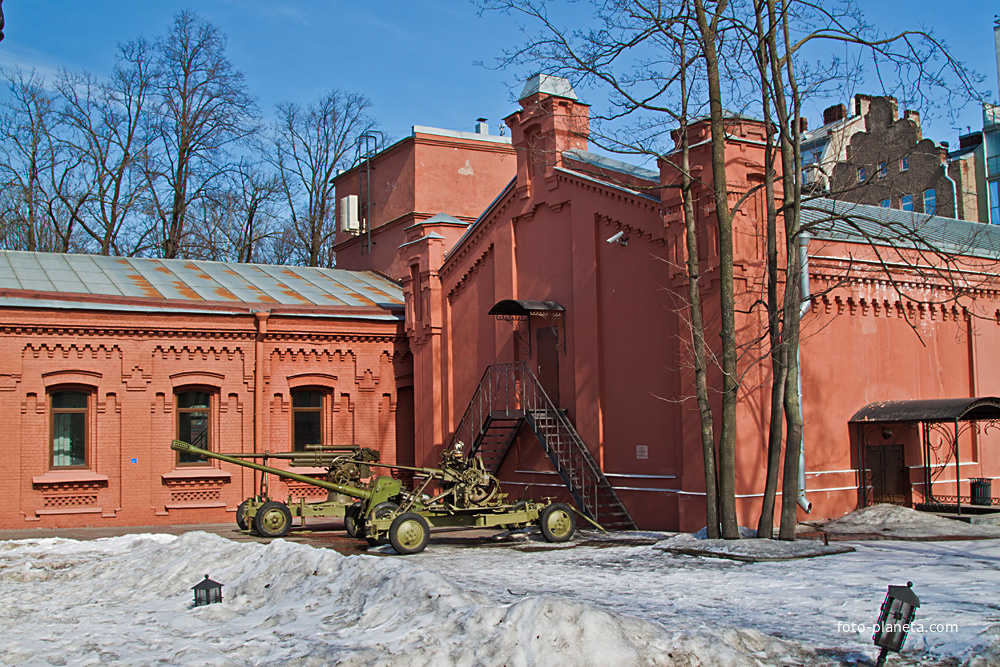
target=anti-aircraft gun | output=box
[170,439,398,538]
[170,439,580,554]
[344,441,580,554]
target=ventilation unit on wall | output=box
[339,194,360,234]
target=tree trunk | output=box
[695,0,739,539]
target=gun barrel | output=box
[170,440,372,500]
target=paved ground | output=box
[0,520,591,556]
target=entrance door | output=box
[865,444,907,504]
[536,325,560,406]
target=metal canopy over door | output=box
[850,397,1000,512]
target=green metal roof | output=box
[0,251,404,318]
[802,198,1000,259]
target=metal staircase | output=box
[452,362,636,530]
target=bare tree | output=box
[0,68,76,252]
[270,89,376,267]
[144,10,257,259]
[55,40,154,256]
[186,159,283,263]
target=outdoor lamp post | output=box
[872,581,920,666]
[192,575,223,607]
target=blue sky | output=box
[1,1,997,154]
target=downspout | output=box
[254,311,270,495]
[942,158,959,218]
[797,232,813,513]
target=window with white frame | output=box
[880,199,891,208]
[176,390,212,465]
[900,156,909,171]
[901,194,914,211]
[51,389,89,468]
[923,189,937,215]
[292,389,324,452]
[857,166,867,182]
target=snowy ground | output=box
[1,508,998,666]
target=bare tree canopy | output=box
[271,90,376,267]
[0,10,380,267]
[144,10,258,260]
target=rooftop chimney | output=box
[823,103,846,125]
[476,118,489,135]
[960,132,983,150]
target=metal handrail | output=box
[451,362,635,527]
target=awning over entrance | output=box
[850,396,1000,512]
[849,397,1000,424]
[488,299,565,316]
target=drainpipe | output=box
[797,232,813,513]
[254,311,270,495]
[942,158,959,218]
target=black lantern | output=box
[873,581,920,666]
[192,574,223,607]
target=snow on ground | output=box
[1,532,827,667]
[2,509,999,666]
[821,503,1000,538]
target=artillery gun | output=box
[170,440,393,538]
[170,439,580,554]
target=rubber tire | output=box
[344,502,363,538]
[539,503,575,543]
[389,512,430,555]
[253,501,293,538]
[235,499,251,531]
[364,501,398,546]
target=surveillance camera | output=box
[606,231,625,244]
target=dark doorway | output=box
[865,444,907,504]
[536,325,560,406]
[395,386,415,466]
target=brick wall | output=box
[0,306,409,529]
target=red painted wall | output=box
[0,303,408,529]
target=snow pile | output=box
[693,525,758,539]
[0,532,832,666]
[653,533,852,561]
[822,503,1000,538]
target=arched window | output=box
[177,390,212,465]
[292,390,324,452]
[51,390,89,468]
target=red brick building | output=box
[4,75,1000,532]
[0,255,408,528]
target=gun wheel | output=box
[539,503,575,543]
[253,501,293,538]
[344,502,363,538]
[365,501,398,546]
[389,512,430,555]
[235,499,251,531]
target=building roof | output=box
[0,251,404,318]
[519,74,578,102]
[563,149,659,182]
[803,198,1000,259]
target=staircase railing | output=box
[452,363,527,452]
[451,362,635,529]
